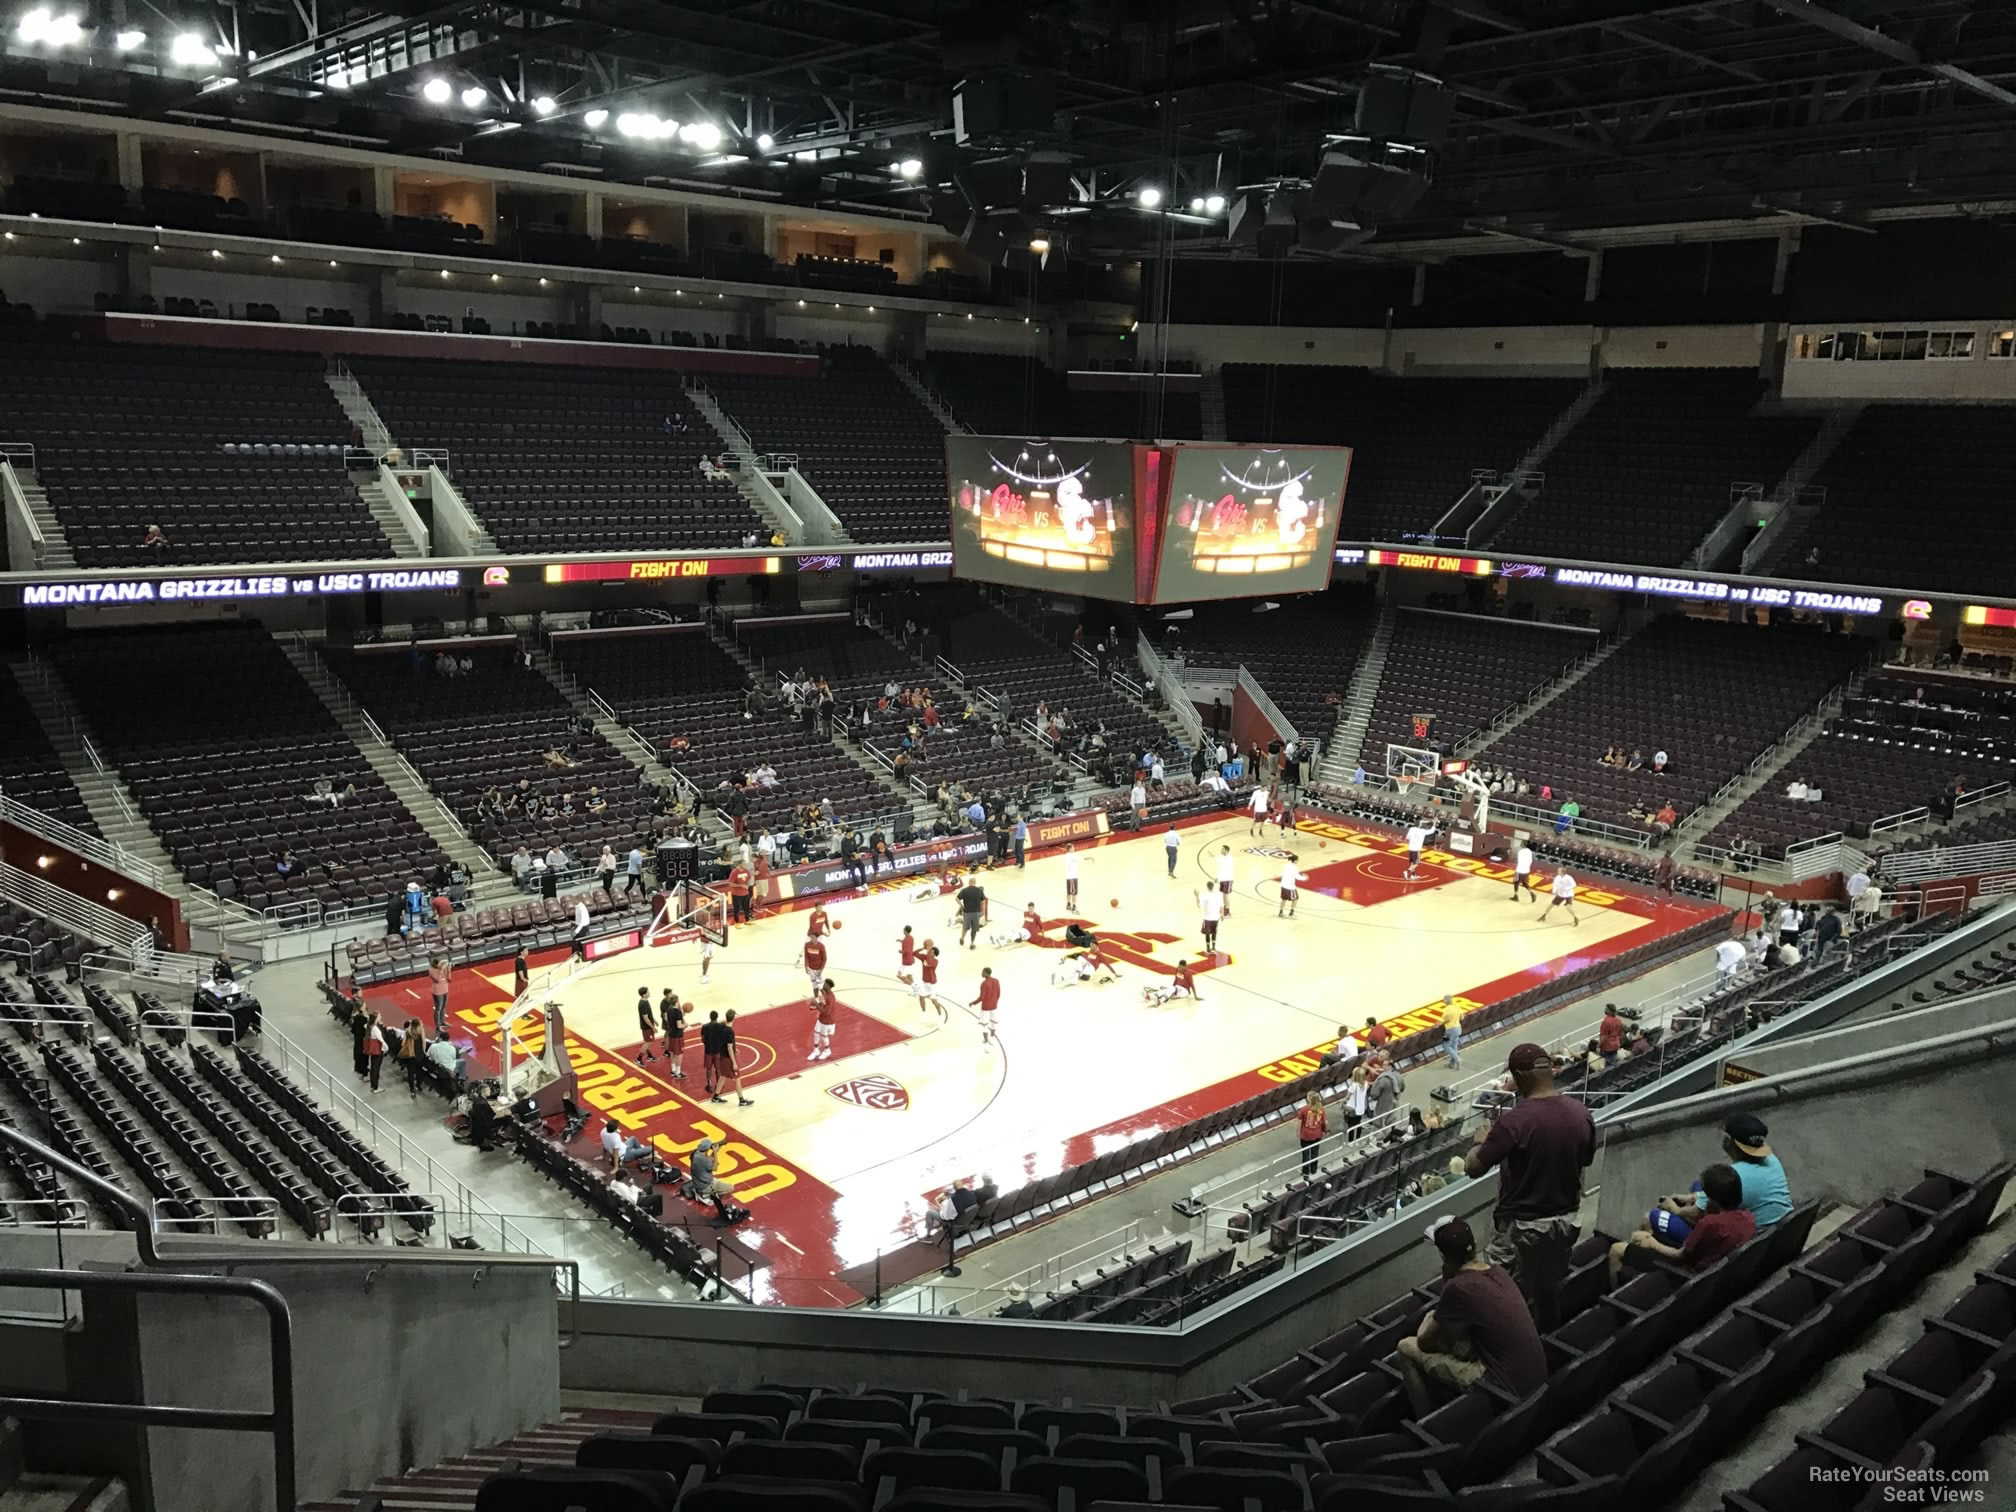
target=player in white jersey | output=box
[1509,842,1537,903]
[1539,870,1580,926]
[1247,784,1271,835]
[1403,823,1432,880]
[1063,844,1080,913]
[1216,845,1237,916]
[1199,884,1224,952]
[1278,855,1301,919]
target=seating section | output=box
[50,626,445,912]
[410,1158,2007,1512]
[346,889,651,988]
[1359,611,1594,772]
[547,628,910,833]
[921,598,1173,775]
[0,342,387,566]
[0,898,87,977]
[915,351,1072,436]
[1474,617,1870,830]
[0,671,96,833]
[706,348,947,542]
[346,355,768,553]
[1164,590,1378,747]
[1775,404,2016,593]
[323,643,654,863]
[733,619,1065,803]
[1221,365,1583,541]
[1492,370,1820,565]
[1705,670,2016,858]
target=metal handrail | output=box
[0,1267,296,1512]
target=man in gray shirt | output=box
[1368,1063,1406,1123]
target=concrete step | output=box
[890,357,965,433]
[0,1474,128,1512]
[1320,601,1394,783]
[273,635,502,878]
[355,471,425,560]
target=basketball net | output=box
[644,879,731,949]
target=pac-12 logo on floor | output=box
[828,1074,910,1111]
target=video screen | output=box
[947,436,1138,602]
[1152,445,1351,604]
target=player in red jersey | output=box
[990,903,1042,947]
[897,924,917,972]
[972,967,1001,1046]
[801,934,828,995]
[807,903,830,939]
[918,942,946,1018]
[1145,956,1201,1005]
[807,978,837,1060]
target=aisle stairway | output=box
[302,1407,659,1511]
[1317,602,1394,785]
[3,458,77,569]
[271,634,505,888]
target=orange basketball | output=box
[1109,898,1120,908]
[833,919,844,931]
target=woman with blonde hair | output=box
[1296,1090,1328,1178]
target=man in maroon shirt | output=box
[1597,1005,1625,1068]
[1396,1216,1549,1415]
[1608,1163,1756,1283]
[1466,1041,1595,1332]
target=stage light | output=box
[490,273,500,282]
[440,268,451,279]
[460,85,487,109]
[113,26,144,51]
[3,233,12,240]
[422,77,452,105]
[1205,194,1227,214]
[1189,197,1205,212]
[530,95,556,116]
[682,121,722,150]
[897,158,923,179]
[793,149,819,162]
[199,76,237,92]
[583,108,609,129]
[797,299,805,306]
[616,112,645,136]
[168,31,212,65]
[70,236,78,244]
[210,248,223,259]
[270,254,282,263]
[18,9,83,46]
[755,133,773,151]
[632,285,640,293]
[538,277,549,286]
[1028,237,1050,254]
[1137,186,1163,208]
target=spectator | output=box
[1707,935,1748,987]
[427,955,453,1036]
[624,844,645,897]
[998,1283,1035,1319]
[426,1032,465,1088]
[598,845,619,897]
[1395,1216,1548,1416]
[1367,1059,1406,1123]
[1342,1064,1369,1136]
[1362,1015,1392,1052]
[1296,1090,1327,1177]
[545,842,569,873]
[688,1138,719,1195]
[430,890,454,926]
[1814,906,1843,961]
[1777,901,1804,951]
[1465,1041,1595,1331]
[599,1117,648,1168]
[1440,996,1463,1070]
[1650,800,1678,838]
[1598,1004,1625,1068]
[511,846,533,885]
[1651,749,1669,774]
[1554,796,1580,834]
[142,522,169,555]
[1659,1113,1793,1229]
[398,1019,425,1096]
[1609,1162,1755,1283]
[571,896,591,961]
[362,1012,389,1093]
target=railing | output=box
[885,1219,1151,1317]
[252,1017,550,1261]
[1,455,45,570]
[424,463,486,554]
[934,655,965,687]
[0,858,151,953]
[1234,665,1299,748]
[80,945,214,988]
[1135,633,1205,747]
[370,462,432,557]
[0,790,179,901]
[1187,1106,1411,1226]
[1882,837,2016,887]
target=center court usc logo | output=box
[828,1073,910,1111]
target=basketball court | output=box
[383,808,1724,1308]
